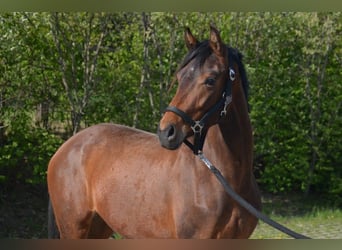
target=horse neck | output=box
[205,81,253,179]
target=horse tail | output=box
[48,197,60,238]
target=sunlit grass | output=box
[250,195,342,239]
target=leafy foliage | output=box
[0,12,341,205]
[0,117,62,187]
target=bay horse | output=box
[47,26,261,239]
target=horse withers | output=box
[47,26,261,239]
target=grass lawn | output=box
[250,193,342,239]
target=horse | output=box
[47,26,261,239]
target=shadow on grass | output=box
[260,191,341,218]
[0,183,48,238]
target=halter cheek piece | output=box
[164,58,236,155]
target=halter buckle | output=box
[220,95,232,117]
[191,121,204,134]
[229,68,236,81]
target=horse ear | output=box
[184,27,198,50]
[209,25,224,55]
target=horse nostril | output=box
[157,123,183,150]
[167,124,176,141]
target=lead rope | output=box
[197,152,311,239]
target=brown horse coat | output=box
[47,26,261,239]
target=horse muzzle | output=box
[157,123,186,150]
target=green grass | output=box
[250,193,342,239]
[1,185,341,239]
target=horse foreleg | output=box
[218,208,258,238]
[54,209,94,239]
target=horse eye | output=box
[205,77,216,87]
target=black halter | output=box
[164,54,236,155]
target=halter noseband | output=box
[164,56,236,155]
